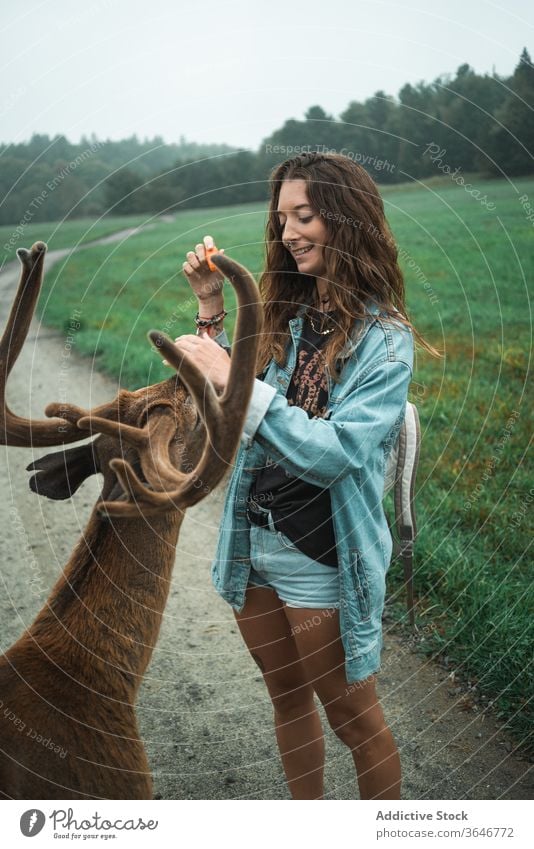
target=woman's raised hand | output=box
[182,235,225,304]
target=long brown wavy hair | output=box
[256,151,441,381]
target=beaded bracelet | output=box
[194,309,227,329]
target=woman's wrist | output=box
[196,298,225,338]
[198,296,224,314]
[199,316,224,338]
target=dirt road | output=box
[0,234,531,800]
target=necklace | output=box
[306,307,336,335]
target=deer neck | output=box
[26,508,184,699]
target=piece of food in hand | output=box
[205,244,221,272]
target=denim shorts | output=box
[248,506,340,609]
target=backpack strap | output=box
[384,402,421,628]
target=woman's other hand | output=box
[171,333,231,393]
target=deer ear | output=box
[26,441,99,500]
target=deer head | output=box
[1,241,262,517]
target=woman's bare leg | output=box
[283,606,401,800]
[234,585,325,799]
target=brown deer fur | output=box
[0,241,261,799]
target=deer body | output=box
[0,510,183,799]
[0,242,262,798]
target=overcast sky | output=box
[1,0,532,150]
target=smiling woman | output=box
[176,151,439,801]
[256,153,440,382]
[275,188,327,273]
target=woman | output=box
[173,152,438,800]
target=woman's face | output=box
[276,179,328,278]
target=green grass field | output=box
[0,214,148,267]
[25,176,534,750]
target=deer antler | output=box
[1,244,262,517]
[78,254,263,517]
[0,242,85,446]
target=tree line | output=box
[0,48,532,225]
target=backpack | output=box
[383,401,421,628]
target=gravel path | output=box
[0,234,531,800]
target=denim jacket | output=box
[211,297,414,683]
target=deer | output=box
[0,241,262,800]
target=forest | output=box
[0,48,532,225]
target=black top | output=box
[248,307,339,568]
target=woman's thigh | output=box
[282,606,384,736]
[233,584,314,706]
